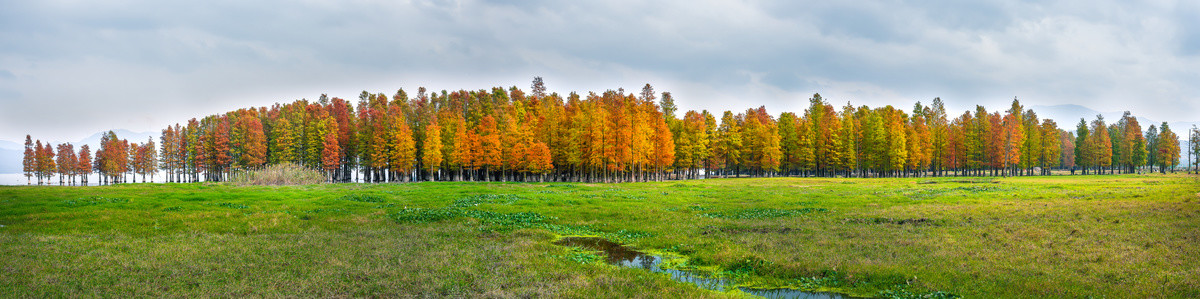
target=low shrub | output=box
[228,163,325,186]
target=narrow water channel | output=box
[553,237,854,299]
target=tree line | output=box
[20,78,1198,185]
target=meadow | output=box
[1,174,1197,298]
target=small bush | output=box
[228,163,325,186]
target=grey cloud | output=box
[0,0,1197,142]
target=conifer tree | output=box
[1075,119,1091,174]
[1145,125,1159,173]
[1185,125,1195,172]
[23,135,33,185]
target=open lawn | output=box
[1,174,1198,298]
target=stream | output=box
[554,237,854,299]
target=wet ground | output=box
[553,237,854,299]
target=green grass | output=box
[1,174,1198,297]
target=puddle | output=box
[553,237,854,299]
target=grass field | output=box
[1,174,1198,298]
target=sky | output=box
[1,0,1198,143]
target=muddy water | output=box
[553,237,853,299]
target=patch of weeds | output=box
[903,189,955,200]
[556,248,605,265]
[464,210,548,226]
[180,196,208,202]
[688,205,713,211]
[61,196,129,207]
[952,186,1002,193]
[700,208,828,220]
[392,207,464,223]
[791,275,846,290]
[337,194,387,203]
[161,206,184,212]
[844,217,939,226]
[304,208,348,214]
[204,202,249,209]
[878,287,960,299]
[610,194,646,200]
[451,194,521,207]
[611,229,652,240]
[374,203,397,208]
[727,256,773,277]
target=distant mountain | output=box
[1028,104,1157,130]
[0,139,21,151]
[75,129,158,149]
[0,129,157,174]
[1029,104,1195,133]
[0,148,20,173]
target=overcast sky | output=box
[2,0,1198,142]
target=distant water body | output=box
[0,173,171,186]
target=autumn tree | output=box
[1039,119,1061,175]
[1000,110,1024,176]
[55,143,74,185]
[78,145,92,185]
[238,111,268,169]
[321,116,341,182]
[476,115,502,181]
[1156,122,1180,173]
[778,112,802,175]
[1060,130,1076,171]
[160,125,179,182]
[1120,113,1146,174]
[946,113,968,176]
[1089,116,1113,174]
[838,103,858,177]
[35,141,55,185]
[271,115,297,165]
[651,107,675,180]
[928,98,949,176]
[526,142,554,181]
[880,106,907,176]
[422,122,443,181]
[388,106,417,182]
[907,106,931,176]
